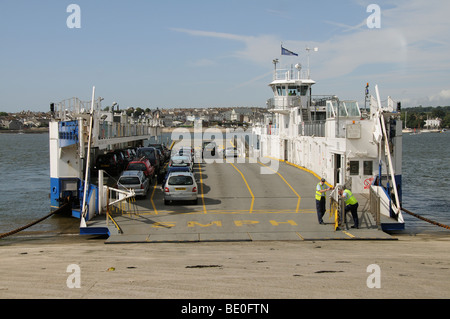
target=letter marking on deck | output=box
[269,220,297,226]
[187,221,222,227]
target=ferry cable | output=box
[0,203,70,239]
[401,207,450,230]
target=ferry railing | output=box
[300,120,326,137]
[273,68,309,81]
[311,95,338,106]
[267,97,303,109]
[369,186,381,229]
[98,121,150,140]
[329,188,346,230]
[105,186,136,233]
[55,97,102,121]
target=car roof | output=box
[167,166,190,171]
[138,147,156,150]
[129,160,149,164]
[167,171,194,177]
[120,170,144,177]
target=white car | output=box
[117,170,150,198]
[163,172,198,205]
[169,155,193,171]
[224,147,239,158]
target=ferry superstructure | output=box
[251,62,404,230]
[49,88,161,234]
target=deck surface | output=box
[88,150,395,243]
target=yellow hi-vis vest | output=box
[315,183,326,200]
[344,189,358,205]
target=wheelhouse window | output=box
[349,161,359,175]
[276,86,286,96]
[363,161,373,175]
[286,85,309,96]
[299,85,309,96]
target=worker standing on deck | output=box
[315,178,333,225]
[339,187,359,229]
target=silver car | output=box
[163,172,198,205]
[117,170,150,198]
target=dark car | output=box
[136,147,161,175]
[109,150,128,171]
[93,153,121,176]
[148,143,170,163]
[122,148,137,163]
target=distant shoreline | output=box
[0,127,49,134]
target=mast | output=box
[80,86,95,228]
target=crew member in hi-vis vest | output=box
[315,178,333,225]
[339,187,359,229]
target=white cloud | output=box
[171,0,450,106]
[429,89,450,105]
[170,27,280,65]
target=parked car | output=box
[126,158,155,180]
[109,150,128,171]
[169,155,193,171]
[177,146,194,158]
[136,147,161,175]
[117,170,150,198]
[148,143,170,163]
[163,172,198,205]
[161,166,191,189]
[93,153,121,176]
[122,148,137,162]
[202,141,216,158]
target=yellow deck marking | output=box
[228,161,255,213]
[258,161,301,213]
[198,162,207,214]
[150,178,159,215]
[296,232,305,240]
[342,231,355,238]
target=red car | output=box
[125,158,155,180]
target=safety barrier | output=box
[369,186,381,229]
[104,186,136,234]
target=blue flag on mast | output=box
[281,45,298,56]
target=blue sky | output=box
[1,0,450,112]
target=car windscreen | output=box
[168,176,193,186]
[171,158,189,166]
[149,145,163,151]
[98,156,115,164]
[119,177,141,185]
[137,149,156,160]
[128,163,146,171]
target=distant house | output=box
[5,119,23,130]
[425,118,441,129]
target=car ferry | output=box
[48,88,162,234]
[250,60,404,230]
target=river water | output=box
[0,131,448,236]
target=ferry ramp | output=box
[101,157,394,243]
